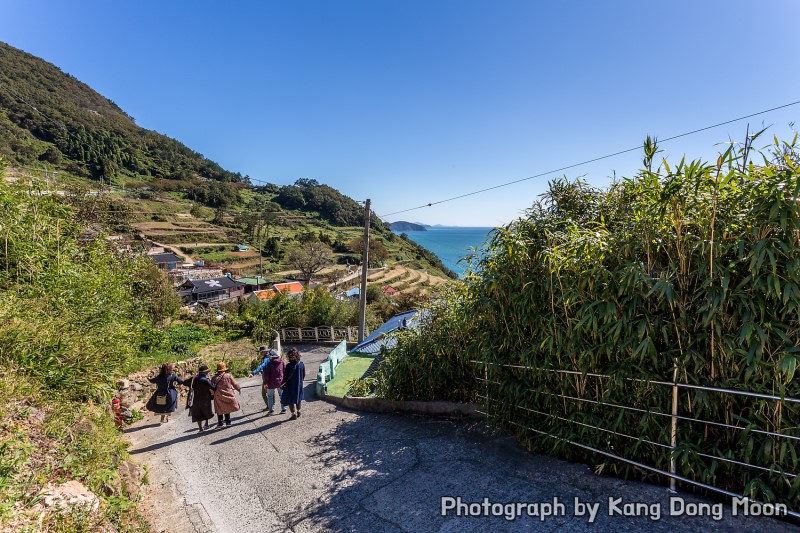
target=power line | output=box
[378,100,800,218]
[0,81,63,127]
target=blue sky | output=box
[2,1,799,226]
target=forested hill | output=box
[0,42,375,227]
[0,42,458,276]
[0,41,244,184]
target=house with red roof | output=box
[247,281,305,303]
[383,285,399,296]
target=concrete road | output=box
[126,345,796,533]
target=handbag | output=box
[156,394,167,406]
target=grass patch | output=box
[130,324,218,372]
[198,337,263,378]
[325,354,376,397]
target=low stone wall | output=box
[323,395,484,418]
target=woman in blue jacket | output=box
[146,362,183,423]
[281,348,305,420]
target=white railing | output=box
[280,326,365,344]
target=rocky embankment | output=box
[114,358,200,423]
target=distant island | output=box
[390,221,429,231]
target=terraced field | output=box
[123,195,454,281]
[367,265,448,295]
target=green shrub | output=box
[0,181,179,400]
[375,134,800,508]
[372,283,477,402]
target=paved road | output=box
[126,345,796,533]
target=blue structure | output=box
[344,287,360,299]
[315,310,419,397]
[350,310,418,355]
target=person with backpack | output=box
[281,348,305,420]
[262,350,286,415]
[251,346,285,413]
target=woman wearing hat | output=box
[185,364,216,431]
[211,362,241,428]
[251,346,286,414]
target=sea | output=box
[396,226,495,278]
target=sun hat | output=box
[269,350,280,358]
[198,364,209,373]
[258,345,269,352]
[216,362,228,372]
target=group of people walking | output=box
[146,346,305,430]
[250,346,306,419]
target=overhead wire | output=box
[4,75,798,217]
[0,80,63,127]
[378,99,800,218]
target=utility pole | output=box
[358,199,371,343]
[257,222,264,280]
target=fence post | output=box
[330,326,334,341]
[315,327,319,342]
[670,360,679,494]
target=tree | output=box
[285,240,333,284]
[347,236,388,267]
[190,203,203,219]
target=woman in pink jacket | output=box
[211,362,241,428]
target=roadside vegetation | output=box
[362,134,800,509]
[0,172,166,530]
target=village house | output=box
[180,275,245,303]
[150,253,182,272]
[246,281,305,304]
[235,276,273,293]
[382,285,399,296]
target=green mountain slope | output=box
[0,41,457,280]
[0,41,243,184]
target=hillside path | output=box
[125,345,795,533]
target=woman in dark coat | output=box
[184,364,216,431]
[146,362,183,423]
[281,348,306,420]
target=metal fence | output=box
[280,326,364,344]
[472,360,800,519]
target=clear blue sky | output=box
[2,1,799,226]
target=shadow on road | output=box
[129,413,258,454]
[129,428,208,455]
[283,411,499,532]
[281,408,797,533]
[123,423,161,433]
[208,417,290,445]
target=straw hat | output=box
[216,362,228,373]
